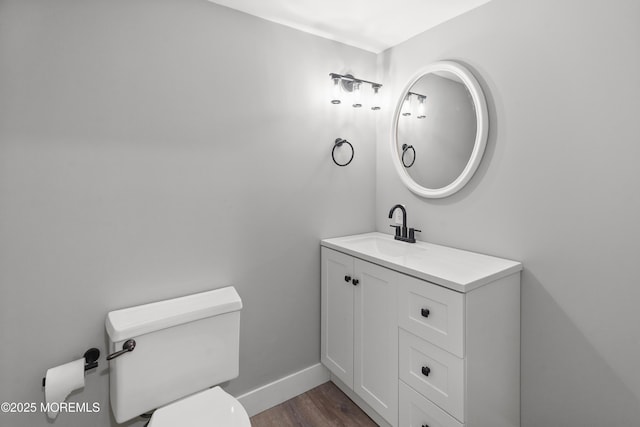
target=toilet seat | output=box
[148,386,250,427]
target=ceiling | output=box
[207,0,492,53]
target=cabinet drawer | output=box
[398,274,464,357]
[399,329,465,422]
[399,381,463,427]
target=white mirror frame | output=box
[391,60,489,198]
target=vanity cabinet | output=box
[321,233,522,427]
[321,247,398,426]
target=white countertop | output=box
[321,232,522,293]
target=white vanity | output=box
[321,232,522,427]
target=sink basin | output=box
[342,235,427,259]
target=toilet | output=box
[105,286,250,426]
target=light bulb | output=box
[402,94,412,116]
[331,76,341,104]
[352,81,362,108]
[417,96,426,119]
[371,85,381,110]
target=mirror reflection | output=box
[396,71,477,190]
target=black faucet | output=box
[388,204,421,243]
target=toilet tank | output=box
[106,287,242,424]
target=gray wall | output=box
[0,1,376,426]
[3,0,640,426]
[376,0,640,425]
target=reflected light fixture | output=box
[329,73,382,110]
[417,95,427,119]
[402,94,412,116]
[403,91,427,118]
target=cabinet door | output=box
[354,259,399,426]
[321,248,354,387]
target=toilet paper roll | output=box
[44,358,85,419]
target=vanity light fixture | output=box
[371,86,381,110]
[352,81,362,108]
[329,73,383,110]
[331,76,342,104]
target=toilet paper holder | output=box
[41,348,100,387]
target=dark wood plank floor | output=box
[250,381,378,427]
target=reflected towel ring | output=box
[332,138,354,167]
[402,144,416,168]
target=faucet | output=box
[388,204,421,243]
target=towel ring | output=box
[332,138,354,167]
[402,144,416,168]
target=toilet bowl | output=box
[148,387,250,427]
[106,287,249,425]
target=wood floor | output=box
[250,381,378,427]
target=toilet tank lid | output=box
[106,286,242,342]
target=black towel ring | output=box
[332,138,354,167]
[402,144,416,168]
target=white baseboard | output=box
[235,363,330,417]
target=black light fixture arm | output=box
[407,90,427,99]
[329,73,382,88]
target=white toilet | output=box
[105,286,250,426]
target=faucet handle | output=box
[389,224,401,237]
[408,228,421,241]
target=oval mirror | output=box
[391,61,488,198]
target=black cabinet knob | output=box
[422,424,430,427]
[344,275,352,282]
[352,278,359,286]
[421,308,430,318]
[421,366,431,376]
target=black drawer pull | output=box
[421,308,430,318]
[421,366,431,376]
[352,278,359,286]
[344,275,351,282]
[422,424,430,427]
